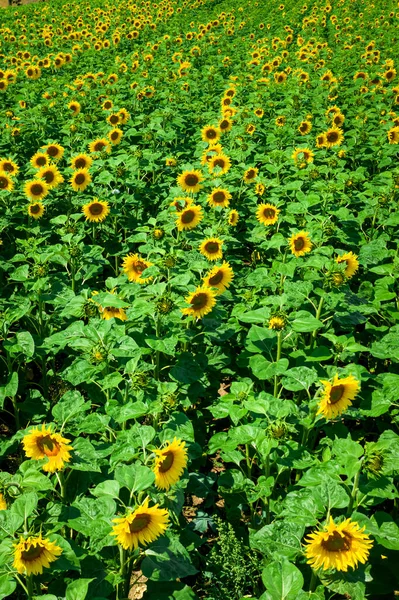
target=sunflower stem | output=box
[309,569,318,592]
[118,546,128,598]
[56,472,66,500]
[26,574,34,599]
[273,331,282,397]
[309,296,324,350]
[347,463,362,515]
[11,395,19,431]
[154,315,161,381]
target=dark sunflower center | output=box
[94,142,105,151]
[129,514,151,533]
[206,129,217,139]
[209,271,223,285]
[0,177,8,189]
[213,158,226,169]
[205,242,219,254]
[104,102,112,109]
[110,115,119,124]
[159,451,174,473]
[181,209,195,224]
[329,384,345,404]
[134,261,147,274]
[263,208,276,219]
[111,131,119,140]
[220,120,229,129]
[31,183,44,196]
[321,531,351,552]
[191,292,208,309]
[327,131,339,142]
[89,203,104,216]
[30,204,41,214]
[74,158,87,168]
[185,174,199,187]
[38,435,60,457]
[294,237,305,251]
[3,162,13,172]
[47,146,59,157]
[21,544,45,562]
[36,156,47,166]
[75,173,86,185]
[213,191,226,203]
[246,169,256,179]
[43,171,55,183]
[300,123,308,132]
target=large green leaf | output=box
[261,560,304,600]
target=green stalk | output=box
[26,575,34,599]
[264,454,271,525]
[273,331,282,397]
[347,465,362,515]
[118,546,127,599]
[56,472,66,500]
[11,395,19,431]
[309,569,318,592]
[154,315,161,381]
[309,296,324,350]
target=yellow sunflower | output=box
[336,252,359,278]
[112,499,169,550]
[182,286,217,319]
[268,316,285,330]
[0,158,19,175]
[153,438,188,490]
[304,517,373,572]
[101,306,127,321]
[37,165,64,189]
[177,170,203,193]
[254,108,264,118]
[170,197,193,212]
[208,153,231,175]
[201,125,221,145]
[228,209,239,226]
[298,120,312,135]
[201,144,223,165]
[28,202,45,220]
[292,148,314,163]
[82,199,110,223]
[30,152,49,169]
[88,138,111,154]
[203,262,234,294]
[0,493,7,510]
[243,167,259,183]
[316,133,327,148]
[22,424,73,472]
[256,203,280,226]
[199,237,224,261]
[289,231,312,257]
[317,374,360,419]
[0,172,14,192]
[165,157,177,166]
[207,188,231,208]
[246,124,256,135]
[107,113,120,127]
[275,115,286,126]
[219,117,233,133]
[176,205,203,231]
[70,154,93,170]
[118,108,130,124]
[108,128,123,145]
[70,169,91,192]
[122,254,153,284]
[255,183,265,196]
[68,100,81,116]
[324,127,344,148]
[387,126,399,144]
[24,180,49,201]
[13,535,62,576]
[43,143,64,162]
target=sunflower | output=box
[201,125,221,145]
[70,169,91,192]
[108,128,123,145]
[228,209,239,226]
[118,108,130,124]
[182,286,217,319]
[275,115,286,126]
[304,517,373,572]
[0,158,18,175]
[70,154,93,170]
[255,183,265,196]
[43,143,64,161]
[208,153,231,175]
[176,205,203,231]
[317,374,360,419]
[243,167,259,183]
[332,113,345,127]
[268,316,285,330]
[207,188,231,208]
[219,117,233,132]
[28,202,45,220]
[107,113,121,127]
[0,172,14,192]
[165,157,177,166]
[177,170,203,193]
[256,203,280,226]
[246,124,256,135]
[88,138,111,154]
[290,231,312,257]
[298,120,312,135]
[254,108,264,118]
[101,306,127,321]
[170,196,193,212]
[37,165,64,189]
[22,424,73,472]
[336,252,359,278]
[13,535,62,576]
[30,152,49,169]
[112,499,169,551]
[122,254,153,284]
[387,126,399,144]
[324,127,344,148]
[25,180,49,201]
[102,99,113,110]
[292,148,314,164]
[153,438,188,490]
[82,199,110,223]
[199,237,224,261]
[203,262,234,293]
[316,133,327,148]
[68,100,81,116]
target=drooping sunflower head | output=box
[70,154,93,170]
[165,157,177,167]
[177,169,203,193]
[317,373,360,419]
[336,252,359,278]
[201,125,221,145]
[0,159,19,175]
[289,231,312,257]
[22,424,73,472]
[201,144,223,165]
[243,167,259,183]
[0,172,14,192]
[24,180,49,201]
[30,152,49,169]
[118,108,130,124]
[256,203,280,226]
[82,199,110,223]
[13,535,62,576]
[28,202,45,220]
[37,165,64,189]
[43,143,64,162]
[207,187,232,208]
[203,262,234,294]
[304,517,373,572]
[122,253,153,284]
[228,209,239,226]
[176,205,203,231]
[182,285,217,319]
[153,438,188,490]
[199,237,224,261]
[70,168,91,192]
[112,499,169,550]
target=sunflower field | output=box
[1,0,399,598]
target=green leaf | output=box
[142,535,198,581]
[238,307,271,324]
[0,372,18,410]
[9,265,29,281]
[62,360,99,386]
[291,311,323,333]
[52,391,90,426]
[114,464,155,493]
[146,336,178,356]
[16,332,35,358]
[65,578,94,600]
[0,574,17,600]
[170,353,203,384]
[10,492,38,523]
[250,521,305,561]
[250,355,289,380]
[246,326,277,355]
[261,559,304,600]
[281,367,318,391]
[92,480,120,499]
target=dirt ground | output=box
[0,0,40,7]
